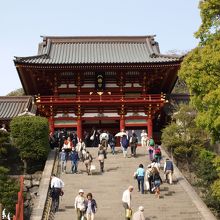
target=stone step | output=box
[54,147,210,220]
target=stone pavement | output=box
[54,147,208,220]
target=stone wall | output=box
[23,172,42,220]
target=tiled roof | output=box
[14,36,181,65]
[0,96,34,120]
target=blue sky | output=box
[0,0,201,96]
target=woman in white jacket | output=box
[140,130,148,148]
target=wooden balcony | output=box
[35,94,166,107]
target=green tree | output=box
[6,88,24,96]
[0,130,10,157]
[179,37,220,142]
[195,0,220,44]
[172,78,189,94]
[162,104,207,169]
[195,151,220,216]
[196,149,218,187]
[211,155,220,201]
[179,0,220,142]
[10,116,50,173]
[0,166,19,214]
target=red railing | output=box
[13,176,24,220]
[36,94,165,106]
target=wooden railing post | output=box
[13,176,24,220]
[0,203,2,220]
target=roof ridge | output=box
[40,35,156,44]
[156,53,183,59]
[14,54,48,61]
[41,35,156,39]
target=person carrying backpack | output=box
[154,146,162,163]
[164,158,174,184]
[147,137,154,161]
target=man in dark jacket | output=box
[164,158,174,184]
[70,148,79,173]
[130,130,138,157]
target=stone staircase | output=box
[53,147,215,220]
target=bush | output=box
[195,149,218,187]
[0,130,10,157]
[0,166,19,214]
[10,116,50,173]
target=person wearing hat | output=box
[74,189,86,220]
[132,206,145,220]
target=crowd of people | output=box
[49,128,174,220]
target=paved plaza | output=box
[54,147,205,220]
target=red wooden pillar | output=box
[48,116,54,134]
[20,176,24,220]
[120,115,125,131]
[147,117,153,138]
[77,116,82,139]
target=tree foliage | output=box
[0,166,19,214]
[195,0,220,44]
[172,78,189,94]
[162,104,206,165]
[195,151,220,215]
[0,130,10,157]
[211,156,220,202]
[195,149,218,187]
[179,35,220,142]
[179,0,220,142]
[6,88,24,96]
[10,116,50,173]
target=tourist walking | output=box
[121,134,129,158]
[164,158,174,184]
[49,132,56,149]
[50,174,64,213]
[74,189,86,220]
[108,132,116,154]
[69,148,79,173]
[134,164,145,194]
[84,151,93,175]
[90,128,99,148]
[97,144,106,173]
[147,137,154,161]
[132,206,145,220]
[85,192,97,220]
[122,186,134,220]
[76,138,86,161]
[152,167,162,198]
[129,130,138,157]
[99,130,109,149]
[140,130,147,148]
[150,158,160,172]
[145,165,153,193]
[60,149,67,174]
[154,145,162,163]
[72,131,78,147]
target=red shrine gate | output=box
[14,36,182,140]
[36,93,165,138]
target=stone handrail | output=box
[161,147,217,220]
[30,149,57,220]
